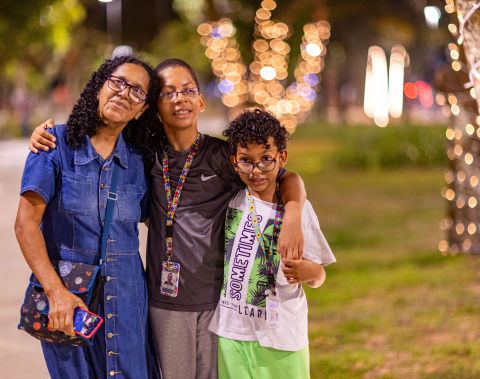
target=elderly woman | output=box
[14,56,161,378]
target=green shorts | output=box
[218,336,310,379]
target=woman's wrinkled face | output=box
[97,63,150,127]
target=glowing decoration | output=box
[439,240,449,252]
[260,66,277,80]
[415,81,434,108]
[304,73,319,86]
[198,1,329,132]
[448,23,458,33]
[219,80,235,93]
[466,123,475,134]
[364,45,407,125]
[404,82,418,99]
[446,128,455,140]
[389,45,407,118]
[424,6,442,29]
[305,43,321,57]
[446,189,455,200]
[211,27,226,39]
[465,153,474,164]
[364,46,389,126]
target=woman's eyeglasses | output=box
[234,151,281,174]
[159,89,199,102]
[107,75,147,104]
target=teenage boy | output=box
[209,109,336,378]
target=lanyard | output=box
[162,133,201,260]
[245,182,284,295]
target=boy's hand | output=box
[29,119,56,153]
[281,258,326,288]
[277,210,304,260]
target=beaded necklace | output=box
[162,132,201,260]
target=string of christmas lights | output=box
[439,0,480,255]
[197,0,329,132]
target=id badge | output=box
[266,292,281,328]
[160,261,180,297]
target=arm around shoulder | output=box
[277,171,306,260]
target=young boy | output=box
[209,109,336,378]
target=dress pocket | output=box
[117,184,143,222]
[59,171,92,215]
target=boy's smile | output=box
[157,67,205,133]
[232,137,287,202]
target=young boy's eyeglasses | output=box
[159,89,199,102]
[107,75,147,104]
[234,151,281,174]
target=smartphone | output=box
[73,308,103,339]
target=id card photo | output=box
[160,261,180,297]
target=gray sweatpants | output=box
[149,307,218,379]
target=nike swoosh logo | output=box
[201,174,217,181]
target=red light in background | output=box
[404,82,418,99]
[415,81,433,108]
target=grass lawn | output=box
[286,126,480,378]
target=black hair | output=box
[66,55,162,173]
[154,58,201,91]
[223,109,290,155]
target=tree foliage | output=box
[0,0,85,90]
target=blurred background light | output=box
[260,66,276,80]
[424,6,441,29]
[389,45,407,118]
[218,79,234,94]
[364,46,389,127]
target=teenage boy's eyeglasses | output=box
[107,75,147,104]
[234,151,282,174]
[159,89,199,102]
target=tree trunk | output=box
[442,1,480,253]
[456,0,480,112]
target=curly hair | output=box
[154,58,201,91]
[223,109,290,155]
[66,56,163,173]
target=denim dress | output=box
[20,124,160,378]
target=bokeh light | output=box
[198,0,328,130]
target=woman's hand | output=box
[281,258,326,288]
[29,119,56,153]
[46,286,88,336]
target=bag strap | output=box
[100,160,121,275]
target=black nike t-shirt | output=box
[147,135,245,311]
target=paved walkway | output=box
[0,138,49,378]
[0,138,149,378]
